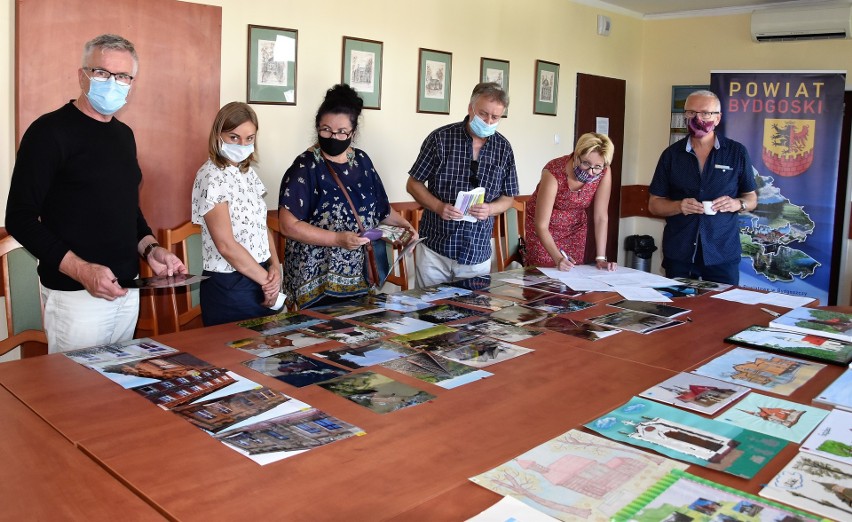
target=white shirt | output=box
[191,159,271,272]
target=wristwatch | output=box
[739,199,747,212]
[142,242,160,258]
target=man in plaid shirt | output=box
[407,82,519,287]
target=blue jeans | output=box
[201,263,278,326]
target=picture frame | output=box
[247,25,298,105]
[480,57,509,117]
[417,48,452,114]
[533,60,559,116]
[342,36,383,110]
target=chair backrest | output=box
[162,222,203,332]
[0,235,47,357]
[266,209,286,262]
[495,200,526,272]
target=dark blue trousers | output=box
[200,265,279,326]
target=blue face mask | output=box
[86,77,130,116]
[469,114,499,138]
[220,140,255,164]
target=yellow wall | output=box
[0,0,849,302]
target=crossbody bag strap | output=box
[323,158,380,287]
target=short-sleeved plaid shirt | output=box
[409,117,519,265]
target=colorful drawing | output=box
[813,370,852,411]
[726,325,852,365]
[638,372,750,415]
[469,429,687,521]
[692,347,825,395]
[585,397,787,479]
[800,409,852,466]
[760,452,852,521]
[716,393,828,443]
[616,469,823,521]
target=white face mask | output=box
[219,139,254,164]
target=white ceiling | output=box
[582,0,852,18]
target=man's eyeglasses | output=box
[85,67,134,86]
[579,160,606,174]
[683,110,720,120]
[318,127,352,140]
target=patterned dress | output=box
[278,147,391,308]
[524,154,602,267]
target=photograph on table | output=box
[390,325,481,351]
[352,310,435,335]
[522,295,594,315]
[172,387,294,433]
[637,372,750,415]
[309,297,381,319]
[313,340,418,369]
[460,318,543,343]
[215,407,365,466]
[380,351,492,389]
[435,337,533,368]
[489,303,551,326]
[243,352,349,387]
[398,284,472,302]
[226,332,327,358]
[404,303,485,324]
[64,338,179,370]
[238,311,326,335]
[527,315,619,342]
[449,275,505,292]
[369,292,434,313]
[691,347,825,396]
[318,371,436,414]
[608,299,690,319]
[585,397,787,479]
[470,429,687,522]
[99,351,222,389]
[587,310,683,335]
[445,293,516,312]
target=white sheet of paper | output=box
[759,292,816,308]
[711,288,766,304]
[612,286,672,302]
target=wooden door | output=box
[574,73,625,264]
[16,0,222,232]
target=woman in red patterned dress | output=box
[524,133,617,271]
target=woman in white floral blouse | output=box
[191,102,282,325]
[278,84,415,308]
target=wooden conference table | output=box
[0,288,846,521]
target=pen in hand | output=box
[559,249,575,264]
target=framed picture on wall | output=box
[417,48,452,114]
[480,57,509,117]
[247,25,298,105]
[342,36,383,110]
[533,60,559,116]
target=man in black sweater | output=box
[5,34,185,353]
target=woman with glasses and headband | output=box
[278,84,415,308]
[524,132,617,271]
[191,102,282,326]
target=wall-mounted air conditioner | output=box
[751,4,852,42]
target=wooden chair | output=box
[136,259,160,336]
[494,199,526,272]
[266,209,286,263]
[0,236,47,357]
[161,221,203,332]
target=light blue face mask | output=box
[219,140,254,164]
[86,77,130,116]
[469,114,499,138]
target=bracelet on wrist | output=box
[142,242,160,258]
[595,256,607,262]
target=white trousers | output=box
[414,244,492,288]
[41,286,140,354]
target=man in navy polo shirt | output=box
[649,90,756,285]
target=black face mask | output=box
[318,136,351,157]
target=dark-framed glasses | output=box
[579,160,606,174]
[318,127,352,140]
[469,160,479,187]
[85,67,134,86]
[683,110,720,120]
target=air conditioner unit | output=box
[751,4,852,42]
